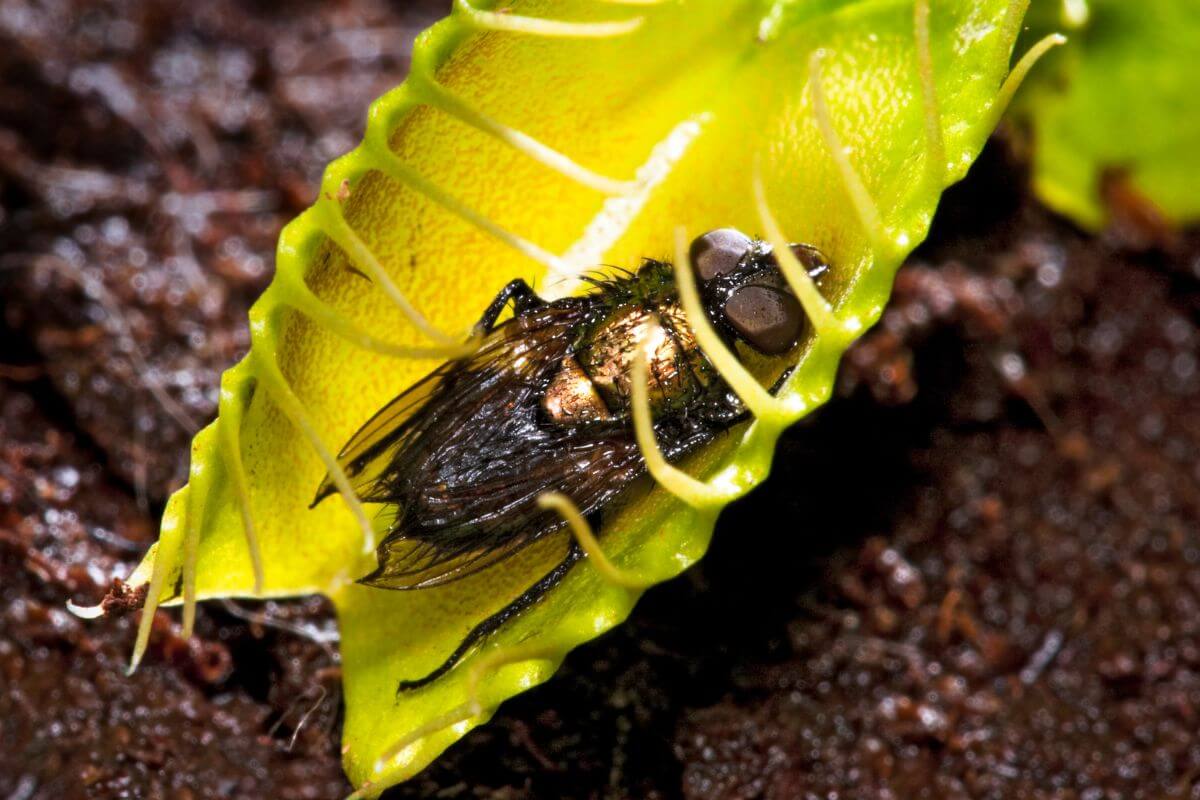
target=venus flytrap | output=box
[78,0,1063,793]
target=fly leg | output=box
[538,492,653,589]
[696,365,797,428]
[474,279,545,335]
[766,366,795,396]
[395,542,584,695]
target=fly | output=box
[311,228,830,692]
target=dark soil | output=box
[3,3,1200,800]
[0,0,435,501]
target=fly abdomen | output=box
[542,355,613,424]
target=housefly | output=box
[311,228,830,692]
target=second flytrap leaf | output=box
[1018,0,1200,228]
[124,0,1033,794]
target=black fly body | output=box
[311,228,830,692]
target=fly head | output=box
[688,228,830,356]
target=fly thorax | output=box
[573,302,710,418]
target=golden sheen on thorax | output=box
[575,302,707,420]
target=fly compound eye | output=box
[724,283,804,355]
[788,242,831,282]
[689,228,753,282]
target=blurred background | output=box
[2,2,1200,799]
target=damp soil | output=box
[3,3,1200,799]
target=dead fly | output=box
[311,228,829,692]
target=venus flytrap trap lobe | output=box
[216,374,262,595]
[1016,0,1197,229]
[86,0,1064,793]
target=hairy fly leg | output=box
[473,279,546,335]
[395,543,584,694]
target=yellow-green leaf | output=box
[1017,0,1200,228]
[106,0,1044,794]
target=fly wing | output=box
[310,373,442,506]
[346,298,675,590]
[314,298,652,590]
[359,426,648,589]
[312,301,580,506]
